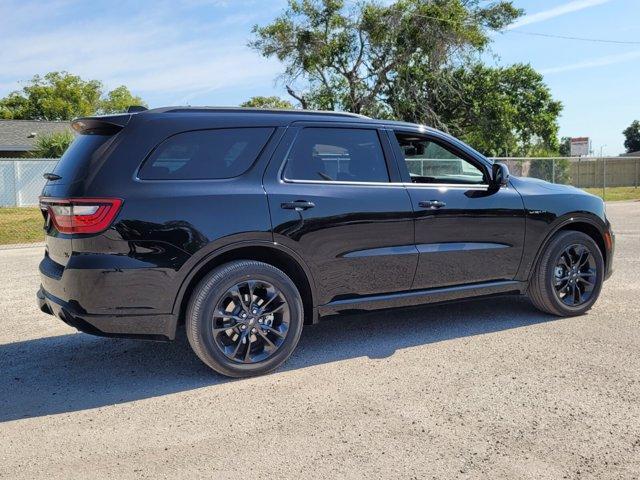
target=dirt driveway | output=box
[1,201,639,479]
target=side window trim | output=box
[387,129,490,186]
[279,125,397,185]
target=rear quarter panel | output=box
[44,116,285,316]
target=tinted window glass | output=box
[51,133,113,183]
[139,128,274,180]
[395,133,485,185]
[284,128,389,183]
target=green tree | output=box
[250,0,521,116]
[525,139,570,185]
[0,71,145,120]
[250,1,562,157]
[32,130,75,158]
[623,120,640,153]
[423,64,562,156]
[559,136,571,156]
[0,72,101,120]
[98,85,146,114]
[240,96,295,109]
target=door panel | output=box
[388,129,526,289]
[263,125,417,305]
[408,185,525,288]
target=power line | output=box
[506,30,640,45]
[408,12,640,46]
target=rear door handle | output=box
[418,200,446,209]
[281,200,315,211]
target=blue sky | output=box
[1,0,638,154]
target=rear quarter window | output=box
[138,127,274,180]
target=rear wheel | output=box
[528,231,604,316]
[186,260,304,377]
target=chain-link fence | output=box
[493,156,640,200]
[0,156,639,248]
[0,158,58,207]
[0,158,57,248]
[494,156,640,187]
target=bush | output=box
[32,130,74,158]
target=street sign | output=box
[570,137,590,157]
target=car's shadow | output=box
[1,296,555,422]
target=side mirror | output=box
[491,162,510,187]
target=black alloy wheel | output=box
[552,243,598,307]
[186,260,304,377]
[212,280,290,363]
[528,230,604,317]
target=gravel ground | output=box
[1,201,639,479]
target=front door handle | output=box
[418,200,446,209]
[281,200,315,211]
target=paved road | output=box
[1,202,639,479]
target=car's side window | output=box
[394,133,486,185]
[139,127,274,180]
[283,128,390,183]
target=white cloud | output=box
[0,0,282,104]
[540,50,640,74]
[506,0,612,30]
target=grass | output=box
[0,207,44,245]
[582,186,640,202]
[0,187,638,246]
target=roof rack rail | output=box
[159,106,369,119]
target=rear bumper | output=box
[37,286,176,341]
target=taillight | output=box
[39,198,123,234]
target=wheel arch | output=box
[528,214,608,281]
[171,241,318,337]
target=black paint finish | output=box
[263,124,416,305]
[37,108,615,340]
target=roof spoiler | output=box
[127,105,147,113]
[71,114,131,135]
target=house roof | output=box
[0,119,72,152]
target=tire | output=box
[528,230,604,316]
[186,260,304,377]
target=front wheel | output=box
[528,230,604,316]
[186,260,304,377]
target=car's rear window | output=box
[138,128,274,180]
[50,133,114,183]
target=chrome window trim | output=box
[280,177,492,190]
[402,182,491,190]
[281,178,403,187]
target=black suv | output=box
[37,107,614,377]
